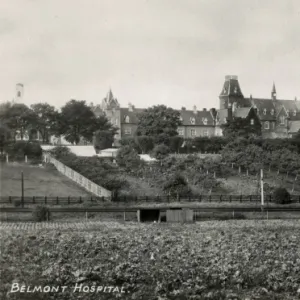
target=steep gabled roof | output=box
[233,107,251,118]
[120,108,144,124]
[179,110,215,126]
[246,98,276,121]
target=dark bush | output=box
[32,205,51,222]
[273,188,291,205]
[151,144,170,159]
[3,141,42,160]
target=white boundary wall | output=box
[43,153,111,199]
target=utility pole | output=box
[260,169,264,209]
[21,171,24,208]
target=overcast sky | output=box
[1,0,299,110]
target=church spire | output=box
[271,82,277,100]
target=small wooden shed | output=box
[166,208,194,223]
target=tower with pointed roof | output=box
[219,75,246,110]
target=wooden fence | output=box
[43,153,111,198]
[1,194,300,205]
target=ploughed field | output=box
[1,220,300,300]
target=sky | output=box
[0,0,299,110]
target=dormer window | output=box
[293,110,297,116]
[263,109,267,115]
[286,110,290,117]
[190,117,195,125]
[251,119,254,125]
[234,87,238,94]
[179,116,183,121]
[202,118,208,125]
[125,116,130,123]
[271,109,274,115]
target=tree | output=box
[0,103,35,140]
[116,145,142,170]
[163,173,190,199]
[136,105,181,138]
[151,144,170,160]
[93,115,118,152]
[30,103,59,143]
[58,100,107,144]
[136,136,154,154]
[221,117,261,140]
[169,136,184,153]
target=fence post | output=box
[68,196,70,204]
[91,196,93,202]
[9,196,12,203]
[240,195,242,203]
[123,211,126,222]
[33,196,35,204]
[209,195,211,202]
[220,195,222,202]
[85,211,88,221]
[229,195,232,203]
[79,196,82,204]
[25,155,28,163]
[6,154,8,163]
[199,195,202,202]
[102,196,104,202]
[232,211,235,219]
[56,196,59,205]
[45,196,47,205]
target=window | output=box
[250,119,254,125]
[202,118,208,125]
[17,91,21,97]
[124,128,131,135]
[286,110,290,117]
[190,129,196,136]
[264,121,269,130]
[125,115,130,123]
[115,118,119,125]
[272,122,275,129]
[203,130,208,136]
[177,129,184,136]
[190,117,195,125]
[293,110,297,116]
[271,109,274,115]
[179,116,183,121]
[263,109,267,115]
[280,116,285,125]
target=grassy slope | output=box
[0,220,300,300]
[0,163,92,197]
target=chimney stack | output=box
[128,102,133,112]
[181,107,186,111]
[193,105,197,114]
[203,108,207,111]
